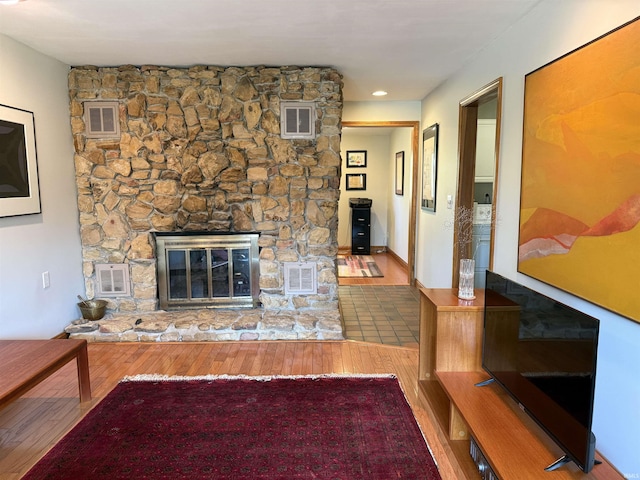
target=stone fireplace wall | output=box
[69,65,343,314]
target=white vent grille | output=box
[280,102,316,139]
[95,263,131,297]
[84,101,120,138]
[284,262,317,295]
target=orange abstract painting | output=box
[518,16,640,323]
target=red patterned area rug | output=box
[337,255,384,277]
[24,374,441,480]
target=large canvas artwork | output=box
[518,17,640,323]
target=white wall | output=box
[339,133,389,248]
[388,128,413,261]
[0,34,84,339]
[418,1,640,474]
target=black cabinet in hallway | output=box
[349,198,372,255]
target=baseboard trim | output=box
[385,248,408,270]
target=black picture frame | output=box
[346,150,367,168]
[0,104,41,217]
[345,173,366,190]
[421,123,439,212]
[395,151,404,195]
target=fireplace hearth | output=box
[154,232,259,310]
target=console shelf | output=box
[417,288,622,480]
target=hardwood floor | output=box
[0,341,465,480]
[338,252,409,286]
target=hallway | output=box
[338,253,420,347]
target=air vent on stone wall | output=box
[95,263,131,297]
[83,101,120,138]
[280,102,316,139]
[284,262,317,295]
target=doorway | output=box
[341,121,420,285]
[452,79,503,287]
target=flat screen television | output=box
[482,270,599,473]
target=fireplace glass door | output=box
[155,233,259,309]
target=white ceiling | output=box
[0,0,542,102]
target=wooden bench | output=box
[0,339,91,410]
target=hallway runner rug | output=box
[337,255,384,277]
[23,374,441,480]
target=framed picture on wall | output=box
[0,104,41,218]
[346,150,367,168]
[421,123,439,212]
[518,17,640,324]
[395,151,404,195]
[345,173,366,190]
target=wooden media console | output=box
[417,288,621,480]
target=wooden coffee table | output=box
[0,339,91,410]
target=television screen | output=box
[483,271,599,472]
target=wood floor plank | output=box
[247,342,269,376]
[181,343,208,375]
[200,343,224,374]
[212,342,233,373]
[348,342,366,373]
[301,342,315,374]
[320,343,334,373]
[220,342,246,373]
[340,341,356,373]
[236,343,257,375]
[331,342,347,374]
[285,342,300,374]
[269,341,287,376]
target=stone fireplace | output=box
[68,65,343,332]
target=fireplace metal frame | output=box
[154,232,260,310]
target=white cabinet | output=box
[475,119,496,182]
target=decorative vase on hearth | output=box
[458,258,475,300]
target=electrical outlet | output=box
[42,271,50,289]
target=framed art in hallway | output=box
[421,123,438,212]
[395,151,404,195]
[0,104,41,218]
[346,150,367,168]
[345,173,366,190]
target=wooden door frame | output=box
[452,78,503,287]
[342,121,420,285]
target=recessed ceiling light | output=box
[372,90,388,97]
[0,0,25,4]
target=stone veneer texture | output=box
[69,65,343,314]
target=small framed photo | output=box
[395,151,404,195]
[346,150,367,168]
[345,173,366,190]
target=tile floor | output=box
[338,285,421,346]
